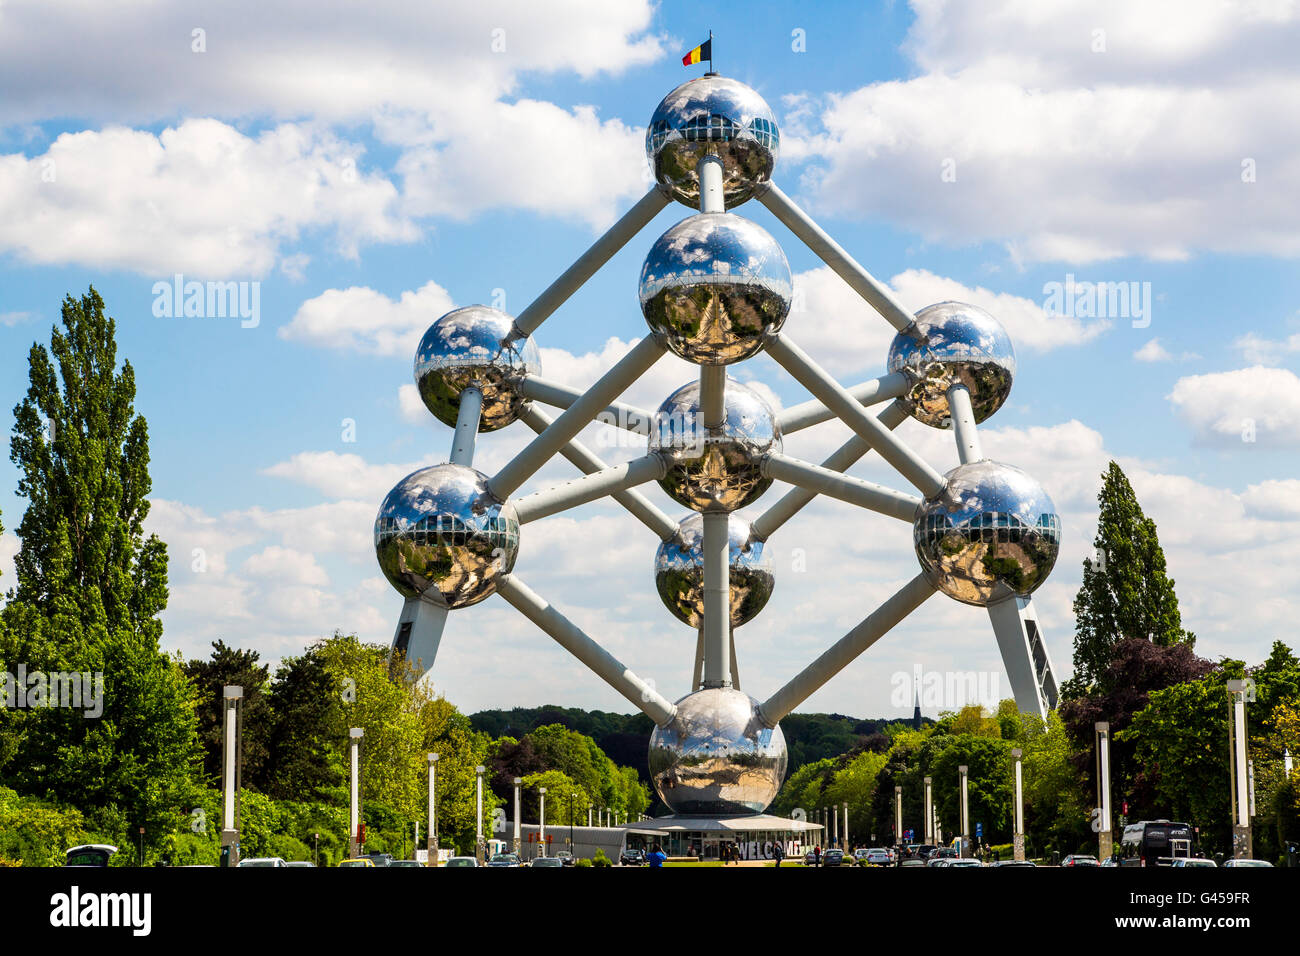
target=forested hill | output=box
[469,705,930,782]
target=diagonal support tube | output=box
[753,400,911,540]
[762,452,921,522]
[759,572,937,726]
[766,333,945,497]
[759,182,915,333]
[449,386,483,466]
[489,336,665,500]
[519,405,676,539]
[496,574,677,726]
[518,375,653,435]
[511,453,666,524]
[947,384,983,464]
[775,371,910,434]
[512,186,670,338]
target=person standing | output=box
[773,841,785,868]
[647,844,667,868]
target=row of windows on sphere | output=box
[647,115,780,153]
[915,511,1060,544]
[375,514,518,550]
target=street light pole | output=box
[923,776,933,844]
[427,753,438,865]
[513,777,522,855]
[570,792,576,858]
[539,786,547,858]
[1011,747,1025,862]
[475,765,486,864]
[349,728,364,858]
[958,765,969,857]
[894,785,903,854]
[1095,722,1113,861]
[1226,679,1252,859]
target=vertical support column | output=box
[475,764,485,863]
[513,777,522,855]
[700,511,732,688]
[947,384,983,464]
[427,752,438,865]
[449,385,483,466]
[894,785,903,852]
[539,787,547,857]
[1096,722,1113,862]
[587,804,593,827]
[221,686,243,866]
[923,776,934,844]
[349,728,363,858]
[698,154,725,214]
[1011,747,1025,862]
[700,365,726,429]
[959,765,970,856]
[1227,679,1252,859]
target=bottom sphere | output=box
[648,687,787,815]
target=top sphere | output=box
[887,301,1015,428]
[414,306,540,432]
[647,75,779,208]
[640,212,792,366]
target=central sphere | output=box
[887,301,1015,428]
[648,687,787,815]
[646,75,780,208]
[414,305,540,432]
[640,213,792,365]
[913,460,1060,607]
[654,512,774,628]
[374,464,519,608]
[649,378,781,513]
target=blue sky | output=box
[2,0,1298,719]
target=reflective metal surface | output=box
[414,306,540,431]
[647,75,779,208]
[654,512,774,628]
[887,301,1015,428]
[375,464,519,607]
[648,687,788,815]
[913,460,1060,607]
[640,213,791,365]
[649,378,781,513]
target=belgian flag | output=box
[682,38,712,67]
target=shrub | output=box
[592,848,612,868]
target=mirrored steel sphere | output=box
[640,213,792,365]
[649,378,781,513]
[414,306,540,432]
[887,301,1015,428]
[654,512,774,628]
[913,460,1060,607]
[374,464,519,608]
[647,75,779,207]
[648,687,787,815]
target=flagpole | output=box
[709,30,714,73]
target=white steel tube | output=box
[701,511,732,688]
[1234,694,1249,827]
[1098,725,1112,832]
[489,336,664,500]
[775,371,910,434]
[511,453,665,524]
[449,386,483,466]
[222,700,237,829]
[924,777,934,844]
[760,572,936,724]
[766,334,945,497]
[700,365,726,429]
[699,155,725,213]
[514,185,670,337]
[513,778,521,853]
[518,375,653,435]
[762,452,921,522]
[1013,751,1024,836]
[519,404,676,539]
[894,786,903,846]
[752,400,910,541]
[947,384,982,464]
[428,755,438,860]
[495,574,677,726]
[759,182,915,333]
[959,766,969,846]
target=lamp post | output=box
[570,792,577,858]
[513,777,522,855]
[1095,722,1112,862]
[427,753,438,865]
[588,804,593,827]
[1011,748,1025,862]
[842,802,849,852]
[539,786,547,858]
[958,765,969,857]
[349,728,364,858]
[1227,679,1252,859]
[221,685,243,867]
[475,764,485,864]
[923,776,933,844]
[894,785,903,854]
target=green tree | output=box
[183,640,273,788]
[1068,462,1194,694]
[263,645,345,801]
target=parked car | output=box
[553,851,575,867]
[65,845,118,867]
[1171,858,1218,868]
[1221,859,1272,867]
[530,857,565,867]
[823,849,845,866]
[285,861,315,867]
[388,860,424,868]
[991,860,1037,867]
[926,857,950,867]
[804,850,818,865]
[899,859,927,867]
[487,853,521,867]
[1100,856,1121,867]
[338,858,375,868]
[238,857,287,867]
[621,848,646,866]
[947,858,983,867]
[1061,854,1099,867]
[364,852,394,868]
[444,856,479,867]
[863,848,892,865]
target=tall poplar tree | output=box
[1068,461,1194,695]
[1,288,200,835]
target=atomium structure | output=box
[376,73,1062,820]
